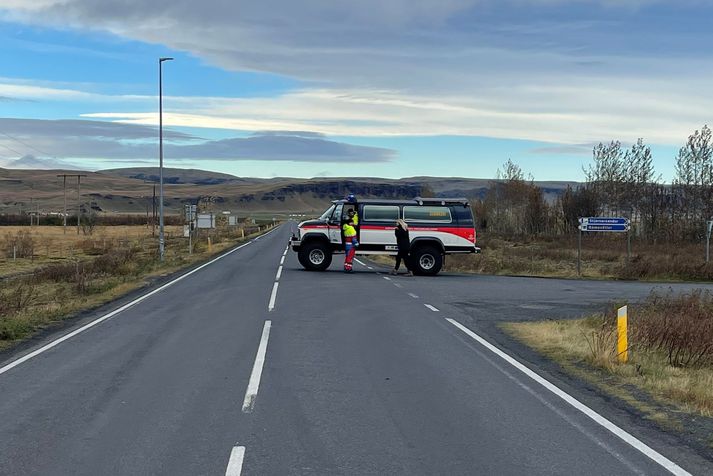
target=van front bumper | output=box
[289,235,302,252]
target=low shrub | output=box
[632,290,713,367]
[3,231,35,258]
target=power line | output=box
[0,141,23,157]
[0,130,54,158]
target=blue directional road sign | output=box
[578,224,630,232]
[578,217,629,226]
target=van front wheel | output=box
[298,241,332,271]
[412,245,442,276]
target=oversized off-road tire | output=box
[298,241,332,271]
[411,245,443,276]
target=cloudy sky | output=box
[0,1,711,180]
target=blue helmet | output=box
[346,193,357,202]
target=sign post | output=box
[578,217,631,277]
[185,204,197,255]
[577,227,582,277]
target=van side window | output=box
[403,206,452,223]
[363,205,400,222]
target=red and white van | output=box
[290,197,479,275]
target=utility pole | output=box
[158,56,174,261]
[76,175,82,234]
[62,175,67,233]
[152,183,157,237]
[57,174,85,234]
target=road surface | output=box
[0,223,711,475]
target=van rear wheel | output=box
[412,245,442,276]
[298,241,332,271]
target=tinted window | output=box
[452,205,474,226]
[404,206,452,223]
[363,205,400,221]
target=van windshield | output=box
[319,205,336,221]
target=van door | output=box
[360,204,399,250]
[328,203,344,246]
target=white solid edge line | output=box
[275,266,283,281]
[0,238,258,377]
[424,304,440,312]
[408,293,419,299]
[445,318,691,476]
[268,282,279,312]
[242,320,272,413]
[225,445,246,476]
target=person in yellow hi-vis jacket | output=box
[347,208,358,226]
[343,217,358,272]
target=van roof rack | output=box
[414,197,469,206]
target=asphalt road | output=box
[0,223,712,475]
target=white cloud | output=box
[0,117,395,164]
[2,0,713,148]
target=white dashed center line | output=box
[424,304,440,312]
[225,446,246,475]
[408,293,419,299]
[383,276,391,281]
[242,320,272,413]
[268,282,279,311]
[275,266,283,281]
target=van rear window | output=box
[452,206,474,226]
[363,205,400,221]
[403,206,452,223]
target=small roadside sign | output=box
[578,224,630,233]
[577,217,632,276]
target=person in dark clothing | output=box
[391,219,413,276]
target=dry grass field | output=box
[0,225,183,277]
[0,222,274,350]
[443,233,713,281]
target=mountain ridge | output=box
[1,167,577,215]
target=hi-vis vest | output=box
[343,222,357,237]
[351,213,359,226]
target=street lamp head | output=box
[159,57,174,62]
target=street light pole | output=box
[158,56,173,261]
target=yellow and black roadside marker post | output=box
[617,305,628,363]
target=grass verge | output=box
[452,234,713,281]
[502,292,713,422]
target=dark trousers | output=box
[395,252,410,271]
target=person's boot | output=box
[390,269,398,275]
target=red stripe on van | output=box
[358,225,476,243]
